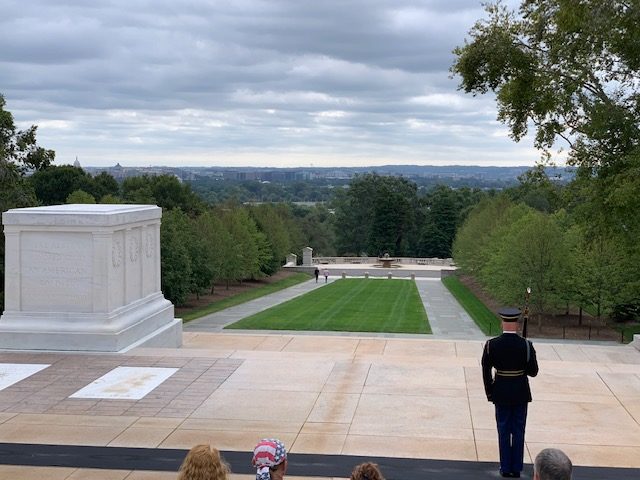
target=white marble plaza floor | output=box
[0,332,638,479]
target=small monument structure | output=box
[0,204,182,352]
[302,246,313,266]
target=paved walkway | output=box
[186,275,488,340]
[415,278,487,340]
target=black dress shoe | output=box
[500,472,513,478]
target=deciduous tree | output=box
[452,0,640,173]
[0,94,52,310]
[160,208,192,305]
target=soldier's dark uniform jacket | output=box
[481,333,539,405]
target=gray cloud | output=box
[0,0,542,167]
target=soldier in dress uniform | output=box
[482,307,539,478]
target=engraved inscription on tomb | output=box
[20,232,93,311]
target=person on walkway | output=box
[323,268,329,283]
[178,444,230,480]
[350,462,385,480]
[314,266,319,283]
[482,307,539,478]
[252,438,287,480]
[534,448,572,480]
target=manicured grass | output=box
[181,273,311,322]
[225,278,431,333]
[442,276,501,335]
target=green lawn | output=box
[441,276,501,335]
[181,273,311,322]
[225,278,431,333]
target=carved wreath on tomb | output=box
[145,231,155,258]
[129,236,139,263]
[112,240,123,268]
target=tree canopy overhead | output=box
[451,0,640,174]
[1,95,55,173]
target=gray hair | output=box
[534,448,572,480]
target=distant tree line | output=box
[190,177,338,204]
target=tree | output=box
[291,204,336,257]
[249,204,295,275]
[418,186,460,258]
[0,94,50,213]
[0,94,52,311]
[66,189,96,204]
[221,208,268,283]
[452,1,640,174]
[160,208,192,305]
[92,171,120,200]
[563,224,626,322]
[185,215,215,299]
[194,210,235,293]
[334,173,419,256]
[484,210,568,327]
[99,194,121,204]
[1,94,54,173]
[509,165,563,213]
[122,175,204,215]
[453,195,523,275]
[30,165,95,205]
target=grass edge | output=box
[180,273,311,323]
[441,275,500,335]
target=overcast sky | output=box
[1,0,547,168]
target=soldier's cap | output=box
[498,307,521,322]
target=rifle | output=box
[522,287,531,338]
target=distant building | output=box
[110,163,126,180]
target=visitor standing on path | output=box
[314,266,319,283]
[482,307,539,478]
[323,268,329,283]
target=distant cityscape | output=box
[80,162,574,184]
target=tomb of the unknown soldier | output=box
[0,204,182,352]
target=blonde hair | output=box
[178,444,230,480]
[350,462,385,480]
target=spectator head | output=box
[252,438,288,480]
[178,444,229,480]
[534,448,572,480]
[350,462,385,480]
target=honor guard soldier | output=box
[482,307,539,478]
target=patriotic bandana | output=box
[252,438,287,480]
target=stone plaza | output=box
[0,330,638,479]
